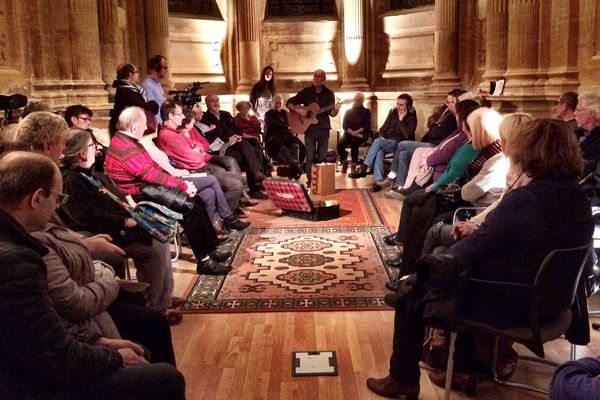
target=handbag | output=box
[435,182,464,211]
[141,185,194,213]
[81,174,183,243]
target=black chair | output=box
[443,243,592,399]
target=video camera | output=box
[0,94,28,125]
[168,81,208,108]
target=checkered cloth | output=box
[262,179,313,213]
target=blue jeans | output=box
[390,141,434,186]
[305,127,330,183]
[364,138,399,180]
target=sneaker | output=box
[196,258,232,275]
[348,165,368,179]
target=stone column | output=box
[480,0,508,89]
[544,0,579,93]
[503,0,540,94]
[144,0,172,88]
[98,0,120,95]
[69,0,108,104]
[235,0,263,93]
[341,0,369,90]
[429,0,462,95]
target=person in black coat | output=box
[0,151,185,400]
[366,119,594,399]
[109,63,158,136]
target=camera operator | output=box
[109,63,159,136]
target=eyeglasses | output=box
[45,188,70,206]
[172,112,184,117]
[88,142,98,149]
[77,116,92,122]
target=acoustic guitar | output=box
[288,99,352,135]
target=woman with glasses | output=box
[57,128,184,326]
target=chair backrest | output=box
[533,243,592,321]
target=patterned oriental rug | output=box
[245,189,384,228]
[181,226,399,313]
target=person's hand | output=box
[184,181,197,197]
[424,185,432,193]
[118,348,149,368]
[124,218,137,228]
[228,135,238,144]
[96,337,145,354]
[398,109,407,121]
[80,234,126,255]
[451,220,479,240]
[172,169,191,177]
[295,107,308,117]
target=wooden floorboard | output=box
[166,173,599,399]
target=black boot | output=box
[348,164,368,179]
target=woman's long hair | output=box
[255,66,276,97]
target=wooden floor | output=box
[168,172,600,400]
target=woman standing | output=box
[249,66,276,127]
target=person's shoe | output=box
[375,177,395,187]
[249,190,269,199]
[340,160,348,173]
[240,197,259,207]
[383,233,402,246]
[384,290,400,307]
[170,296,186,309]
[400,181,422,196]
[369,184,382,193]
[428,370,478,396]
[366,375,419,400]
[165,311,183,326]
[214,235,230,246]
[235,207,250,218]
[224,217,251,231]
[386,257,403,268]
[212,218,228,236]
[209,249,233,263]
[196,258,232,275]
[385,188,406,200]
[385,280,401,292]
[348,164,368,179]
[365,167,374,175]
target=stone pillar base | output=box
[502,70,539,95]
[488,94,554,117]
[341,77,370,91]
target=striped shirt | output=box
[105,131,187,195]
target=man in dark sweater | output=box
[0,151,185,399]
[286,69,340,186]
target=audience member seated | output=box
[550,356,600,400]
[109,62,159,136]
[395,113,535,283]
[22,101,51,118]
[576,93,600,207]
[105,106,232,276]
[142,54,168,123]
[158,101,249,232]
[349,93,417,185]
[264,94,305,180]
[234,100,263,144]
[14,111,129,278]
[385,107,504,274]
[336,92,371,174]
[554,91,583,138]
[65,104,107,173]
[385,99,480,200]
[32,220,177,365]
[0,151,185,400]
[200,94,268,199]
[380,89,466,193]
[366,118,594,399]
[58,127,184,325]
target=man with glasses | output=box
[65,104,107,172]
[554,91,583,139]
[0,151,186,400]
[142,55,169,124]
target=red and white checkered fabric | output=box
[262,179,313,213]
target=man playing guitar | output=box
[286,69,340,186]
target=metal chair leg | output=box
[444,331,458,400]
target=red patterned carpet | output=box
[246,189,383,228]
[181,226,400,313]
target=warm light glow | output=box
[344,38,362,65]
[343,0,363,65]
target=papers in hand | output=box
[182,172,208,178]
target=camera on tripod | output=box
[0,94,28,126]
[169,81,208,108]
